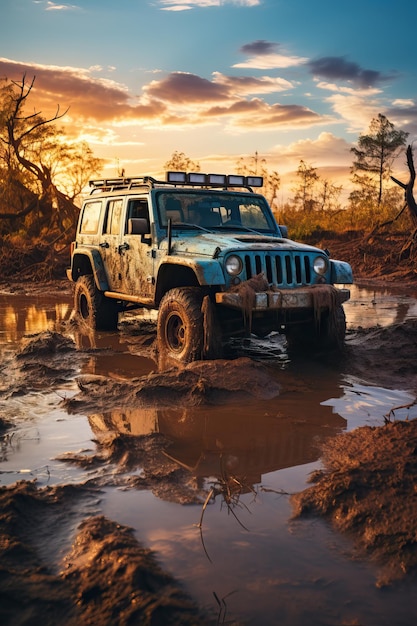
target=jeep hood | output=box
[169,231,326,257]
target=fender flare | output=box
[70,249,110,291]
[158,257,226,286]
[329,259,354,284]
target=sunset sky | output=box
[2,0,416,201]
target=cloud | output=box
[273,132,352,169]
[240,40,277,55]
[0,58,169,126]
[205,99,328,132]
[213,71,294,95]
[45,1,79,10]
[385,100,417,138]
[144,72,230,103]
[142,71,325,130]
[234,41,308,69]
[308,56,393,89]
[392,99,415,108]
[324,92,383,133]
[0,58,331,139]
[318,90,417,138]
[157,0,260,10]
[315,81,382,97]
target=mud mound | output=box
[57,432,205,504]
[318,232,417,282]
[345,319,417,389]
[17,330,75,358]
[62,515,209,625]
[0,331,82,398]
[0,481,210,626]
[291,419,417,585]
[0,481,90,626]
[64,357,280,414]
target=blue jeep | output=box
[67,172,353,362]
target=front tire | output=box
[157,287,221,363]
[74,275,118,331]
[286,305,346,351]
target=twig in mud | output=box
[0,464,50,479]
[197,470,255,562]
[260,486,294,496]
[197,487,215,563]
[384,398,417,423]
[213,589,238,625]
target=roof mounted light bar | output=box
[87,171,264,193]
[165,171,187,184]
[166,171,263,188]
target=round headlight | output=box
[313,256,328,275]
[225,255,243,275]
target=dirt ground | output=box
[1,234,417,625]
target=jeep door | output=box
[100,197,124,290]
[118,197,155,299]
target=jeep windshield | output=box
[156,191,278,233]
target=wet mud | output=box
[1,296,417,624]
[0,481,209,626]
[343,319,417,389]
[64,355,281,414]
[292,419,417,586]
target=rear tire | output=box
[74,275,118,331]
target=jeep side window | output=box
[103,199,123,235]
[125,199,150,234]
[79,200,102,234]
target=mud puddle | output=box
[1,283,417,625]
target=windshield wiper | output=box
[220,223,268,236]
[170,222,213,232]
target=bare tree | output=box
[391,145,417,228]
[0,75,102,236]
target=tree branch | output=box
[391,145,417,225]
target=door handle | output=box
[118,243,130,253]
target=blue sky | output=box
[2,0,416,200]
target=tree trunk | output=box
[391,145,417,228]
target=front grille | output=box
[243,252,313,287]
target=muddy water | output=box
[1,283,417,626]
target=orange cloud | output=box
[205,99,324,130]
[144,72,230,103]
[0,58,330,135]
[0,58,165,122]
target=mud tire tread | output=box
[286,304,346,351]
[157,287,206,363]
[74,275,118,331]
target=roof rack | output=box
[88,172,264,194]
[88,176,160,193]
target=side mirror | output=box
[128,217,150,235]
[278,225,288,238]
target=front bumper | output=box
[215,285,350,311]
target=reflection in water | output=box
[88,400,346,501]
[323,375,417,430]
[344,284,417,328]
[2,288,417,625]
[2,284,417,351]
[0,293,72,349]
